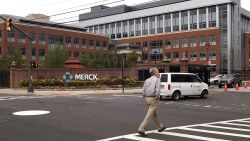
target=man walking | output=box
[138,67,166,137]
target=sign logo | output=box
[63,72,73,83]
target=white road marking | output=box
[13,110,50,116]
[237,120,250,123]
[204,105,213,108]
[200,124,250,132]
[219,122,250,127]
[125,135,164,141]
[179,127,250,138]
[158,131,231,141]
[0,96,52,101]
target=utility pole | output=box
[0,16,34,92]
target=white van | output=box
[160,73,209,101]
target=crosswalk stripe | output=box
[158,131,231,141]
[179,127,250,138]
[200,124,250,132]
[125,135,164,141]
[219,122,250,127]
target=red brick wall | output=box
[10,68,138,88]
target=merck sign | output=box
[63,72,99,82]
[75,74,98,81]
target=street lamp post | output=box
[205,42,210,86]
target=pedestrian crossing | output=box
[97,118,250,141]
[0,95,52,101]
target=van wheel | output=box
[172,91,181,101]
[201,90,208,99]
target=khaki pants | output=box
[138,97,164,131]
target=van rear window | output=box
[161,74,168,82]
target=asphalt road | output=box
[0,91,250,141]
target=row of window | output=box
[88,6,217,39]
[4,30,107,49]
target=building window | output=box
[48,35,63,50]
[30,32,36,44]
[191,37,197,47]
[94,26,98,34]
[111,23,115,39]
[19,32,26,43]
[74,38,79,48]
[116,22,122,38]
[39,49,45,61]
[208,6,216,27]
[143,41,148,50]
[74,52,80,58]
[39,33,46,45]
[142,17,148,35]
[173,39,179,48]
[89,26,93,33]
[105,24,110,36]
[89,40,94,49]
[191,52,197,61]
[149,16,156,34]
[100,24,104,35]
[157,15,163,33]
[200,36,206,46]
[7,30,15,42]
[102,41,107,48]
[135,19,141,36]
[32,49,36,60]
[190,9,197,29]
[165,39,171,48]
[209,36,216,45]
[164,14,171,32]
[200,52,206,60]
[129,20,134,37]
[199,8,207,28]
[122,21,128,37]
[182,39,187,48]
[96,40,100,49]
[66,36,71,47]
[181,11,188,31]
[82,39,86,48]
[173,12,179,32]
[20,48,26,59]
[173,52,179,61]
[210,52,216,60]
[150,40,163,61]
[165,52,171,60]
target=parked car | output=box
[218,74,242,88]
[160,73,209,101]
[210,74,223,85]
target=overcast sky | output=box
[0,0,250,23]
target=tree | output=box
[0,48,25,71]
[79,51,107,68]
[41,46,69,68]
[125,51,140,68]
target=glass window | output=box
[89,40,94,49]
[165,14,171,32]
[39,33,45,45]
[157,15,163,33]
[74,52,80,58]
[191,52,197,61]
[89,26,93,33]
[209,6,216,27]
[39,49,45,61]
[191,37,197,47]
[74,38,79,48]
[135,19,141,36]
[129,20,134,37]
[48,35,64,50]
[32,49,36,60]
[94,26,98,34]
[82,39,86,48]
[165,52,171,59]
[190,9,197,29]
[111,23,115,39]
[173,39,179,48]
[199,8,207,28]
[165,39,171,48]
[116,22,122,38]
[142,17,148,35]
[182,39,187,48]
[30,32,36,44]
[181,11,188,31]
[8,30,15,42]
[150,40,163,61]
[161,74,168,82]
[191,75,201,83]
[143,41,148,50]
[200,36,206,46]
[209,35,216,45]
[210,52,216,60]
[66,36,71,47]
[100,25,104,35]
[96,40,101,49]
[200,52,206,60]
[173,52,179,61]
[173,12,179,31]
[19,32,26,43]
[122,21,128,37]
[105,24,110,36]
[149,16,156,34]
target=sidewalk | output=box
[0,88,143,96]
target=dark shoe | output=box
[138,131,147,137]
[158,127,166,132]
